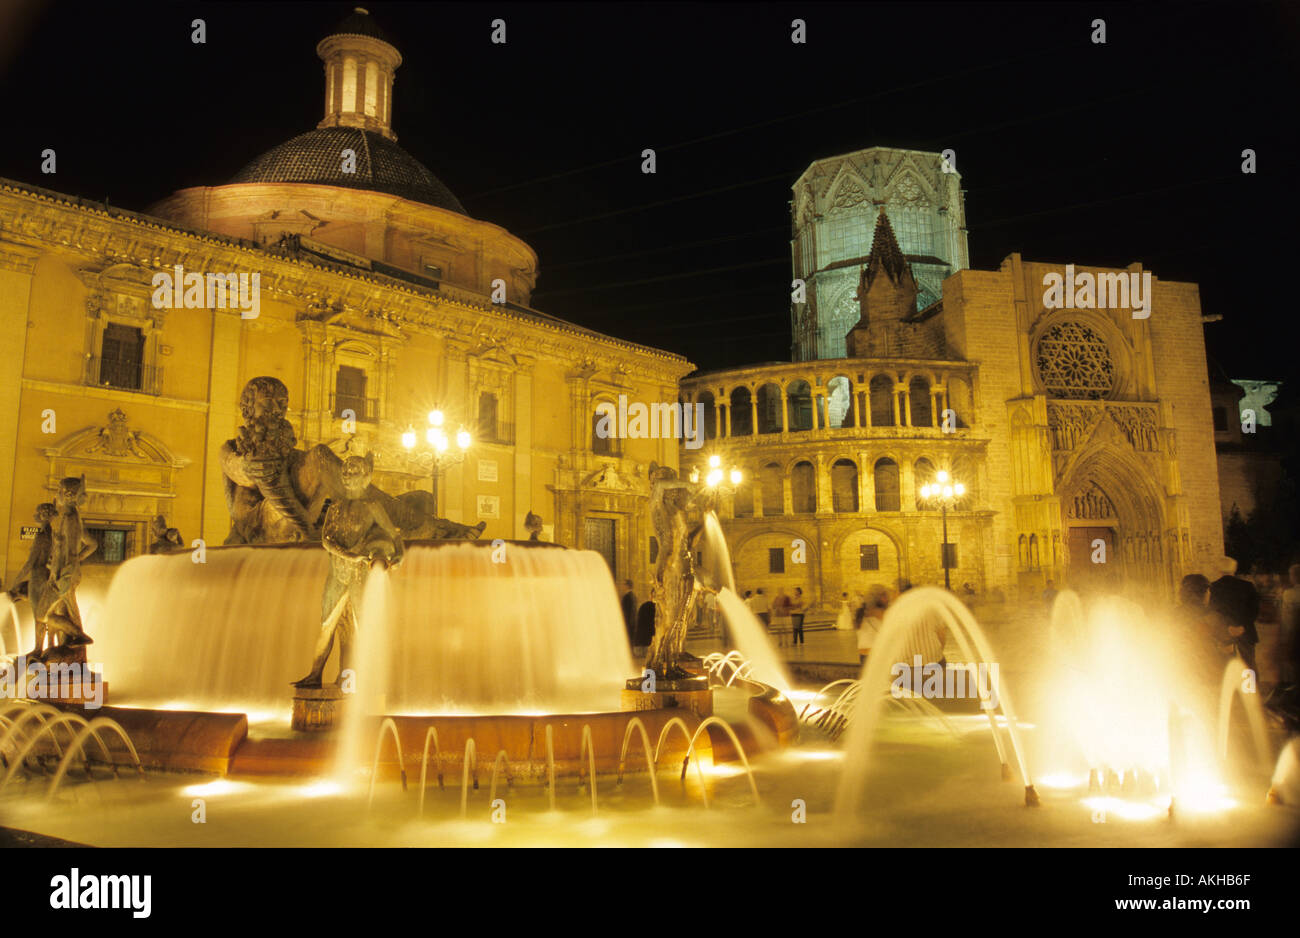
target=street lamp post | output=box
[401,408,471,516]
[919,470,965,591]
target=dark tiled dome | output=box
[327,8,394,44]
[229,127,466,214]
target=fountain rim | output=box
[149,538,568,555]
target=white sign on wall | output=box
[478,459,498,482]
[477,495,500,519]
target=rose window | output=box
[1035,321,1115,399]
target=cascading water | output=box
[94,542,633,716]
[0,594,29,661]
[715,589,791,693]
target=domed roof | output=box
[228,127,466,214]
[326,7,394,45]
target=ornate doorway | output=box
[1061,454,1168,593]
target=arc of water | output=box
[45,717,144,801]
[487,750,512,806]
[460,738,478,818]
[653,716,710,804]
[416,726,445,817]
[577,724,597,815]
[615,717,660,805]
[938,629,1013,779]
[0,703,67,763]
[366,717,408,809]
[545,724,556,811]
[1216,657,1273,776]
[687,717,760,808]
[834,588,1036,818]
[0,711,106,788]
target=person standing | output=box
[790,587,807,645]
[752,588,771,631]
[633,599,656,659]
[1210,557,1261,672]
[835,592,854,631]
[772,588,792,647]
[857,585,889,666]
[621,579,637,650]
[1279,564,1300,687]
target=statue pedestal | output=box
[19,646,108,707]
[292,685,345,732]
[621,677,712,718]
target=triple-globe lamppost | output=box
[918,469,965,591]
[401,408,471,517]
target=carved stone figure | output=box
[3,502,55,604]
[220,376,486,545]
[149,515,184,553]
[294,453,404,688]
[32,477,96,659]
[643,464,717,680]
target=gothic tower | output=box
[789,147,969,361]
[845,210,919,357]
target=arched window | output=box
[734,478,754,518]
[914,458,935,505]
[827,375,854,428]
[697,390,717,440]
[792,461,816,513]
[869,375,894,426]
[909,376,933,427]
[831,459,859,512]
[761,463,784,515]
[757,383,783,434]
[729,387,753,436]
[786,380,813,431]
[873,458,900,511]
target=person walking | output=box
[772,588,792,647]
[790,587,807,645]
[857,585,889,666]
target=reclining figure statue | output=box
[219,376,485,544]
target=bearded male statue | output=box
[220,376,488,544]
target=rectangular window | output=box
[334,365,373,421]
[99,322,144,391]
[768,547,785,574]
[85,526,131,564]
[941,542,959,570]
[860,544,880,571]
[478,391,498,441]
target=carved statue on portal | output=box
[149,515,184,553]
[642,464,718,681]
[32,477,96,660]
[3,502,55,605]
[219,376,486,545]
[294,452,404,688]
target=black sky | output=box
[2,1,1296,380]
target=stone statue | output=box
[524,511,544,541]
[149,515,184,553]
[32,476,96,660]
[3,502,55,604]
[220,376,487,545]
[294,452,404,688]
[643,464,716,681]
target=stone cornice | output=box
[0,179,694,385]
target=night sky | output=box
[2,1,1296,380]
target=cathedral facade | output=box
[0,10,690,598]
[682,150,1225,609]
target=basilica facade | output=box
[0,10,689,598]
[681,147,1224,609]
